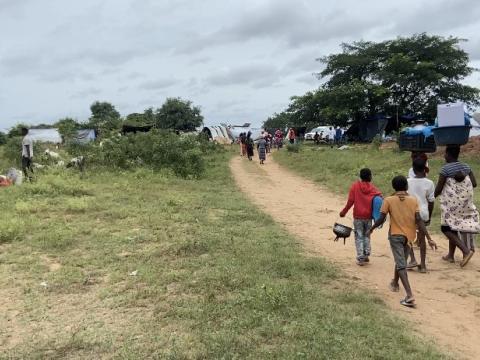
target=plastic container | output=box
[398,133,436,153]
[432,126,470,146]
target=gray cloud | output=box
[70,87,102,99]
[391,0,480,34]
[206,63,281,88]
[139,78,177,90]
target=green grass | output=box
[273,143,480,235]
[0,146,448,359]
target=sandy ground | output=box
[230,156,480,360]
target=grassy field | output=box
[0,147,447,359]
[274,142,480,234]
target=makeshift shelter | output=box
[202,126,232,144]
[73,129,96,144]
[121,124,153,134]
[28,128,62,144]
[347,115,389,142]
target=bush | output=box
[286,143,301,153]
[71,130,214,178]
[3,137,22,167]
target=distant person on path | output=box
[434,146,478,267]
[313,131,320,145]
[257,136,266,165]
[406,159,437,272]
[274,129,283,150]
[340,168,382,266]
[335,126,342,145]
[369,175,433,308]
[239,132,247,157]
[328,127,335,147]
[21,127,34,181]
[246,131,254,161]
[288,128,296,144]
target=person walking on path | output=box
[368,175,433,308]
[406,159,437,272]
[239,132,247,157]
[434,146,478,267]
[257,136,267,165]
[340,168,382,266]
[21,127,34,181]
[246,131,254,161]
[287,128,296,144]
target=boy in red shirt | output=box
[340,168,382,265]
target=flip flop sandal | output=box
[460,251,474,268]
[400,298,416,308]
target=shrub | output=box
[72,130,211,178]
[286,143,301,153]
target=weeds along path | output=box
[230,156,480,360]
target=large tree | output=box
[317,33,479,124]
[88,101,122,134]
[154,97,203,131]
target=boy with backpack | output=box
[340,168,382,266]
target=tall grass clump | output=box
[67,131,221,178]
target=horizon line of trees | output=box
[264,33,480,131]
[2,97,204,142]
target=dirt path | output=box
[230,156,480,360]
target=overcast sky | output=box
[1,0,480,132]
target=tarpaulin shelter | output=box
[73,129,96,144]
[28,128,62,143]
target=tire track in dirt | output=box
[230,156,480,360]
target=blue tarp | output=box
[403,126,434,138]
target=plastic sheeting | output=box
[28,129,62,143]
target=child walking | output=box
[407,159,437,272]
[368,175,433,308]
[340,168,382,266]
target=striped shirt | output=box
[440,162,471,178]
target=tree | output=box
[263,111,292,130]
[0,131,6,145]
[55,117,81,143]
[124,108,156,126]
[88,101,122,134]
[7,123,29,138]
[154,98,203,131]
[317,33,479,124]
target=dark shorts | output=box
[389,234,410,270]
[441,225,452,234]
[22,156,32,169]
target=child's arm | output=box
[339,185,355,217]
[416,213,437,250]
[367,213,387,237]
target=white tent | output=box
[28,128,62,143]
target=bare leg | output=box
[397,269,414,299]
[417,230,427,270]
[444,230,469,257]
[408,247,417,265]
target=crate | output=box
[432,126,470,146]
[398,132,437,153]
